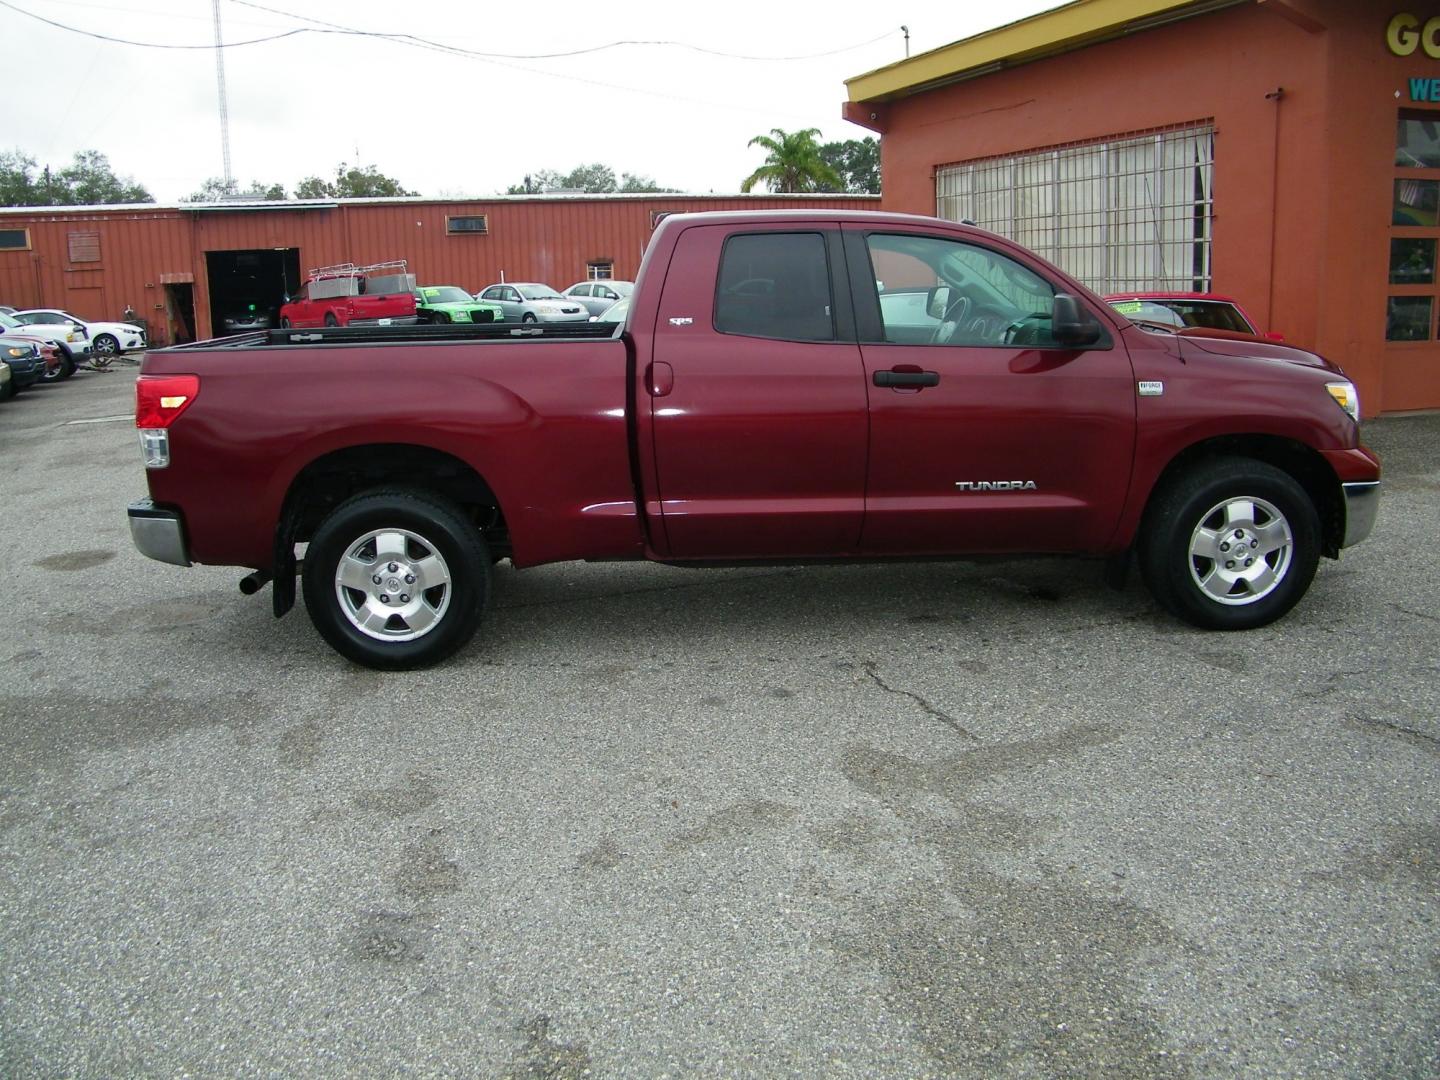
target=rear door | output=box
[646,224,868,558]
[843,225,1136,555]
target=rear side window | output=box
[715,232,834,341]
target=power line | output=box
[2,0,899,62]
[3,0,891,121]
[0,0,308,47]
[229,0,898,61]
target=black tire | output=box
[42,345,75,382]
[0,375,14,400]
[1139,456,1320,631]
[324,313,340,328]
[301,490,491,669]
[521,312,537,324]
[94,333,120,356]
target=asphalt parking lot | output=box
[1,364,1437,1078]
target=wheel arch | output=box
[281,442,507,550]
[1140,434,1344,558]
[271,443,509,618]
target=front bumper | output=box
[3,357,41,386]
[128,498,192,566]
[1341,481,1380,548]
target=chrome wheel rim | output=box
[95,335,118,354]
[334,527,452,642]
[1188,496,1292,606]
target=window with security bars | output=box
[936,124,1215,294]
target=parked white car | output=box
[561,280,634,317]
[12,308,146,358]
[0,310,89,379]
[473,283,589,323]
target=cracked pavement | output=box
[2,369,1437,1078]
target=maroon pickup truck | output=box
[129,210,1380,669]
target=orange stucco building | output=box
[846,0,1439,416]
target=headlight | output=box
[5,346,26,358]
[1325,381,1360,422]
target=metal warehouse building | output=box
[0,193,879,346]
[845,0,1437,416]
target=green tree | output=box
[185,177,286,202]
[740,128,842,194]
[59,150,153,204]
[619,172,679,193]
[0,150,41,206]
[818,137,880,194]
[295,162,417,199]
[505,165,680,195]
[0,149,152,206]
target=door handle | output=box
[874,369,939,388]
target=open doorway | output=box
[204,248,301,335]
[164,283,196,344]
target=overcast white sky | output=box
[3,0,1061,203]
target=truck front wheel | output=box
[1139,457,1320,631]
[301,490,491,669]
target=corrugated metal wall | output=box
[0,194,880,344]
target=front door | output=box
[647,225,868,558]
[844,226,1136,555]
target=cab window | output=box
[715,232,834,342]
[866,233,1058,347]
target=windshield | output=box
[598,296,631,322]
[518,285,563,300]
[1114,298,1254,334]
[0,313,19,330]
[422,287,474,304]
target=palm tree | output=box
[740,128,843,193]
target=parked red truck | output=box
[129,210,1380,669]
[279,260,419,328]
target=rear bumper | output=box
[351,315,420,326]
[128,498,192,566]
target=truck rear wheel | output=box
[1139,457,1319,631]
[301,490,491,669]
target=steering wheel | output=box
[929,294,972,344]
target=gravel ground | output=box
[1,364,1436,1078]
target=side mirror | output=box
[1052,293,1102,347]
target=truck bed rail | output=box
[167,322,623,350]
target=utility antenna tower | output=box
[212,0,233,186]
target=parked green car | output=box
[413,286,503,324]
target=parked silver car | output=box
[561,280,634,317]
[589,295,631,325]
[473,283,588,323]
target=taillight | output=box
[136,374,199,428]
[136,374,199,469]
